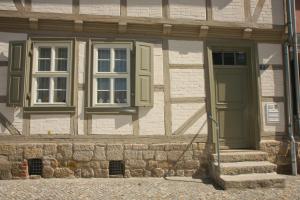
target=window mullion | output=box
[51,46,55,72]
[111,78,114,104]
[50,77,54,103]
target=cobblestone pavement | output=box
[0,175,299,200]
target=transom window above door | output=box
[213,52,247,65]
[32,42,72,105]
[93,43,131,107]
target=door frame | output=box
[206,39,260,150]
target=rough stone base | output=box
[0,142,211,179]
[260,140,300,174]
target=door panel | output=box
[213,51,250,148]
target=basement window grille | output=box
[28,159,43,176]
[109,161,124,176]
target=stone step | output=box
[212,150,268,163]
[218,173,285,189]
[214,161,277,175]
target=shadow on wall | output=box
[212,0,232,9]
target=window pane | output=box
[54,91,66,103]
[114,49,127,72]
[37,77,49,89]
[223,53,235,65]
[56,48,68,59]
[114,91,127,104]
[235,52,247,65]
[97,91,110,103]
[98,60,110,72]
[38,59,51,71]
[97,78,110,90]
[54,77,67,90]
[55,59,68,71]
[213,52,223,65]
[115,78,127,90]
[114,78,127,104]
[98,49,110,59]
[36,77,49,103]
[115,49,126,60]
[37,91,49,103]
[115,60,127,72]
[39,48,51,58]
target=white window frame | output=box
[31,42,72,106]
[93,43,131,107]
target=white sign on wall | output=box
[265,103,280,124]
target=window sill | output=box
[85,107,137,115]
[23,106,76,114]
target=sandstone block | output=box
[81,168,94,178]
[9,146,23,161]
[0,170,12,180]
[0,156,11,170]
[183,151,193,160]
[42,166,54,178]
[0,145,16,156]
[74,144,95,151]
[124,169,131,178]
[124,144,132,150]
[54,168,74,178]
[67,160,78,171]
[124,150,142,160]
[106,144,123,160]
[130,169,144,177]
[93,146,106,161]
[94,169,109,178]
[144,170,151,177]
[90,161,100,169]
[24,145,43,159]
[184,160,200,169]
[142,151,155,160]
[73,151,93,162]
[176,170,184,176]
[57,144,73,160]
[43,144,57,156]
[126,160,146,169]
[11,162,22,177]
[148,160,158,169]
[100,161,109,169]
[149,144,165,151]
[184,170,195,177]
[155,151,167,161]
[132,144,148,150]
[165,143,188,151]
[158,161,169,169]
[167,151,183,161]
[152,168,164,177]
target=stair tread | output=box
[220,173,285,182]
[215,161,276,168]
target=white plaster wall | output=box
[170,68,205,98]
[91,115,133,135]
[0,1,17,10]
[127,0,162,18]
[0,32,27,61]
[139,91,165,135]
[30,114,71,135]
[250,0,284,25]
[78,42,86,85]
[31,0,72,14]
[168,40,203,65]
[171,103,207,135]
[77,90,85,135]
[258,43,283,65]
[153,42,164,85]
[80,0,120,16]
[0,67,7,95]
[262,102,285,132]
[212,0,244,22]
[0,103,23,134]
[169,0,206,20]
[260,69,284,97]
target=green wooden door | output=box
[213,51,251,148]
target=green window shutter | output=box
[7,41,27,106]
[135,42,153,107]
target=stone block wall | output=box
[0,142,210,180]
[260,140,299,174]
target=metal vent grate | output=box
[28,159,43,176]
[109,161,124,176]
